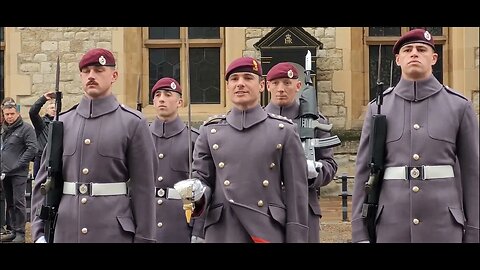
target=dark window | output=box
[369,27,401,37]
[188,27,220,39]
[149,27,180,39]
[190,48,220,103]
[0,27,3,41]
[148,48,180,104]
[410,27,443,36]
[369,45,401,99]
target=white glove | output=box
[35,236,47,243]
[191,235,205,243]
[307,160,322,179]
[357,240,370,243]
[1,173,5,181]
[174,179,206,202]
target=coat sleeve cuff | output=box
[285,222,309,243]
[351,218,369,243]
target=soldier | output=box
[149,77,205,243]
[264,62,338,243]
[30,48,157,243]
[29,91,56,178]
[176,56,309,243]
[352,28,479,243]
[0,98,38,243]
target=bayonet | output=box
[136,74,142,112]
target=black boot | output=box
[0,231,15,242]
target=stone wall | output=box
[15,27,115,113]
[244,27,348,130]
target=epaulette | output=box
[203,114,226,125]
[267,113,293,124]
[59,104,78,116]
[119,104,142,119]
[369,86,394,104]
[444,85,468,101]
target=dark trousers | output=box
[3,175,27,235]
[0,189,6,228]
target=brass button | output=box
[229,199,234,203]
[278,123,284,129]
[412,154,420,160]
[157,222,163,228]
[410,168,420,179]
[84,139,91,145]
[157,176,163,182]
[158,153,164,159]
[413,124,420,130]
[81,197,87,204]
[276,144,282,149]
[218,162,225,168]
[212,144,219,150]
[82,168,89,175]
[412,186,420,192]
[79,184,88,194]
[210,128,217,134]
[262,180,269,187]
[413,218,420,225]
[81,228,88,234]
[157,199,163,205]
[269,162,276,169]
[157,189,165,197]
[257,200,264,207]
[224,180,230,186]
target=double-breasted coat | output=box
[191,104,309,243]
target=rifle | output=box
[36,55,64,243]
[136,74,142,112]
[361,45,387,243]
[298,50,341,164]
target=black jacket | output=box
[29,95,54,156]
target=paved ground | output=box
[23,196,352,243]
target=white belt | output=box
[384,165,454,180]
[155,187,181,200]
[63,182,128,196]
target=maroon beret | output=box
[151,77,182,98]
[79,48,116,71]
[266,62,298,81]
[225,57,262,80]
[393,29,435,54]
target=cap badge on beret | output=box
[99,55,106,65]
[252,60,258,71]
[424,31,431,41]
[170,81,177,90]
[287,70,294,78]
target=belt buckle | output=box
[156,187,166,198]
[408,166,425,180]
[77,183,92,196]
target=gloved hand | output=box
[191,235,205,243]
[1,173,5,181]
[174,179,206,202]
[35,236,47,243]
[307,160,323,179]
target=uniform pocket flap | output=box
[268,204,286,225]
[205,204,223,228]
[117,216,136,234]
[448,207,465,226]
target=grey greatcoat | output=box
[150,116,205,243]
[352,75,479,243]
[31,95,157,243]
[191,104,309,243]
[265,101,338,243]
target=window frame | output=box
[142,27,226,113]
[363,27,448,105]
